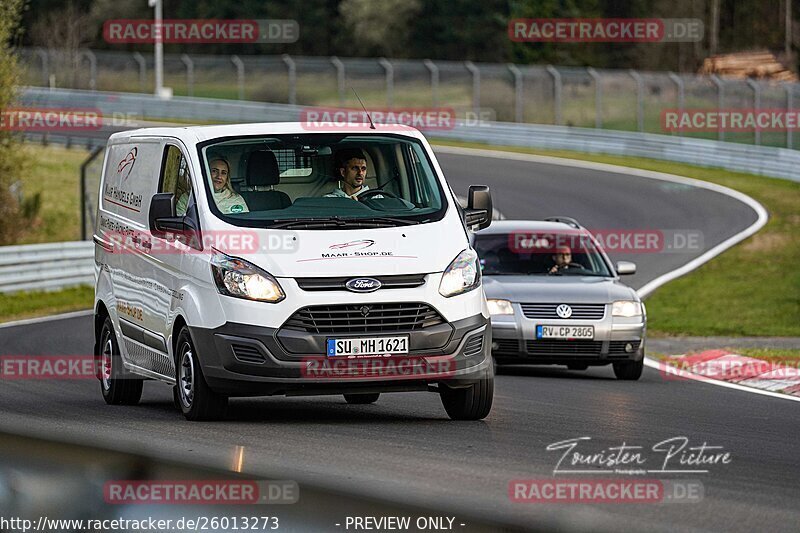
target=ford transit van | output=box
[93,123,494,421]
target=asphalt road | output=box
[1,150,797,532]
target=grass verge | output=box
[433,139,800,337]
[0,286,93,323]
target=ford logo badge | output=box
[346,278,382,293]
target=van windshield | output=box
[197,134,447,228]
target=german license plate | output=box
[536,325,594,340]
[326,336,409,357]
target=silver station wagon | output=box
[471,218,646,380]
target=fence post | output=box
[667,72,684,137]
[424,59,439,107]
[507,64,523,123]
[546,65,562,125]
[786,83,794,149]
[78,49,97,91]
[587,67,602,129]
[282,54,296,105]
[379,57,394,108]
[710,75,725,141]
[464,61,480,116]
[180,54,194,97]
[231,55,245,100]
[132,52,146,93]
[80,146,104,241]
[34,47,49,87]
[629,69,644,132]
[331,56,345,106]
[746,79,762,145]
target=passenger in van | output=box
[325,148,381,200]
[202,157,249,214]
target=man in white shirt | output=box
[325,149,377,200]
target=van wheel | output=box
[439,365,494,420]
[98,317,143,405]
[613,359,644,380]
[175,327,228,421]
[343,393,380,404]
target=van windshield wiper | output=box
[267,216,418,229]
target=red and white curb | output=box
[649,350,800,401]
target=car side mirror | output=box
[616,261,637,275]
[465,185,492,230]
[148,193,198,246]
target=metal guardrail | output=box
[0,241,93,294]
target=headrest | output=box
[246,151,280,187]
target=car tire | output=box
[613,359,644,380]
[174,326,228,421]
[567,363,589,371]
[440,364,494,421]
[98,316,143,406]
[343,393,380,404]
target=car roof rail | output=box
[543,216,582,229]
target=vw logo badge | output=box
[346,277,382,293]
[556,304,573,319]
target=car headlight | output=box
[439,249,481,297]
[487,299,514,315]
[211,249,285,303]
[612,300,642,317]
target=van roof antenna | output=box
[352,88,376,129]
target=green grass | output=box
[736,347,800,364]
[432,139,800,337]
[0,285,93,323]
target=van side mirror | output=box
[148,193,177,232]
[616,261,637,275]
[465,185,492,231]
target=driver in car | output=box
[548,245,582,274]
[325,149,381,200]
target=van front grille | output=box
[282,302,445,334]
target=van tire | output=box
[98,317,143,405]
[343,393,380,404]
[175,327,228,421]
[439,365,494,420]
[613,359,644,380]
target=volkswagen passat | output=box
[471,218,646,380]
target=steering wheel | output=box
[358,189,399,200]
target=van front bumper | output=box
[188,313,491,397]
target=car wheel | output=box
[98,316,143,405]
[175,326,228,421]
[613,359,644,380]
[440,364,494,421]
[343,393,380,404]
[567,363,589,371]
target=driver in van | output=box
[548,245,582,274]
[325,149,380,200]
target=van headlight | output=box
[439,249,481,297]
[211,250,285,303]
[612,300,642,317]
[487,299,514,315]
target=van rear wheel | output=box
[439,365,494,420]
[98,317,143,405]
[343,393,380,404]
[175,327,228,421]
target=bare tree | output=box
[29,2,94,88]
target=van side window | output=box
[161,145,193,216]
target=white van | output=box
[93,123,494,421]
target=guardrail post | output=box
[746,79,762,145]
[132,52,146,93]
[80,146,104,241]
[710,75,725,141]
[379,57,394,108]
[180,54,194,97]
[464,61,480,116]
[77,49,97,91]
[629,69,644,132]
[331,56,345,106]
[786,83,794,149]
[34,47,49,87]
[546,65,562,125]
[231,55,245,100]
[282,54,296,105]
[508,64,523,123]
[587,67,602,129]
[667,72,684,137]
[424,59,439,107]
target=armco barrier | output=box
[0,241,94,294]
[18,87,800,183]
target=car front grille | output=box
[520,303,605,320]
[282,302,445,334]
[526,340,603,356]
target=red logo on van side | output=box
[117,147,138,181]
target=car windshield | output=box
[197,134,446,228]
[473,231,612,277]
